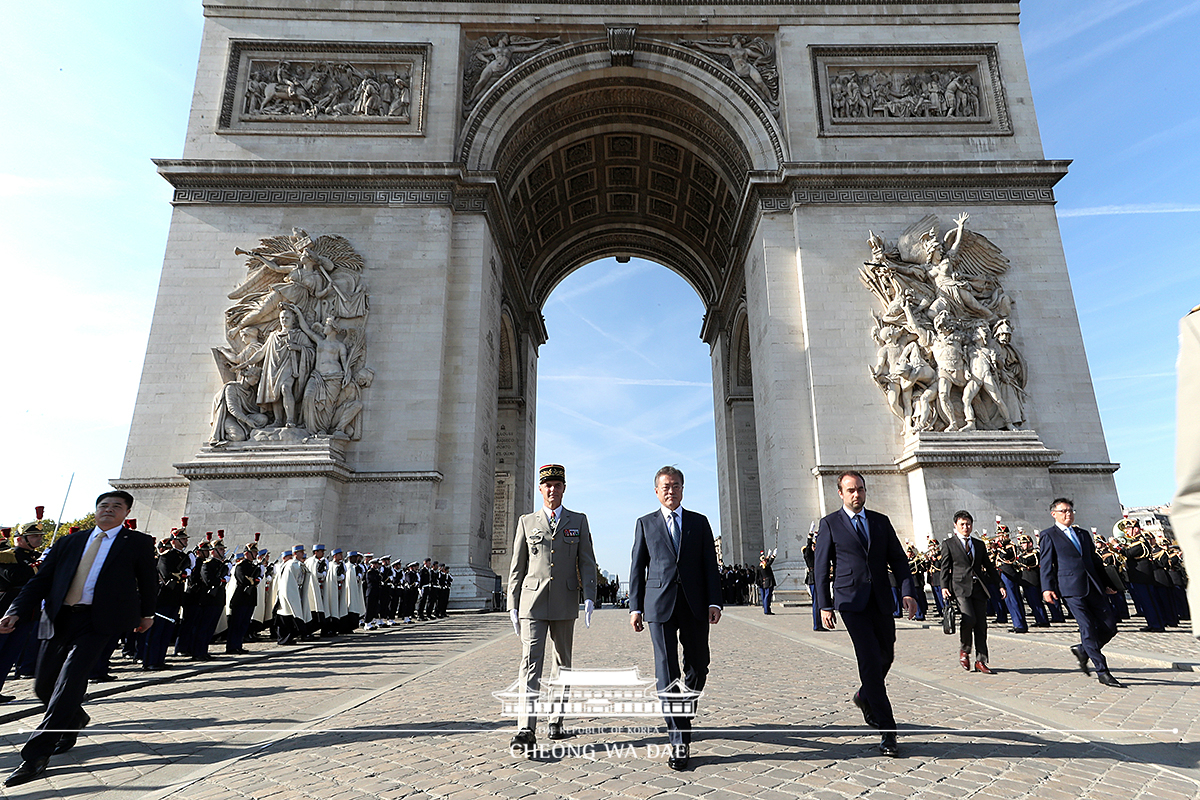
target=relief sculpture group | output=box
[210,229,373,445]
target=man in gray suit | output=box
[508,464,597,752]
[629,466,723,771]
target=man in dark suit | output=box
[0,490,157,786]
[815,471,917,757]
[940,510,1005,673]
[1039,497,1123,687]
[629,466,722,771]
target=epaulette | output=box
[1190,303,1200,315]
[0,550,18,564]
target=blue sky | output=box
[2,2,1196,577]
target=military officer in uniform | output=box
[508,464,598,753]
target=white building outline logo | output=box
[493,667,701,719]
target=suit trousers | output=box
[957,590,990,659]
[840,605,898,731]
[23,606,109,762]
[1062,589,1118,672]
[516,617,575,731]
[648,600,710,746]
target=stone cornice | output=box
[109,476,191,491]
[173,442,443,483]
[894,430,1064,473]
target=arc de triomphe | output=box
[118,1,1120,607]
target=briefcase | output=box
[942,598,959,635]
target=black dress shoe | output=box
[53,710,90,755]
[667,743,690,771]
[879,733,900,757]
[1070,645,1091,676]
[4,757,49,787]
[89,673,118,683]
[0,694,14,703]
[1097,671,1124,687]
[510,727,536,756]
[853,691,880,728]
[547,722,567,740]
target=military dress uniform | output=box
[508,466,598,741]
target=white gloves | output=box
[585,599,594,628]
[510,608,520,635]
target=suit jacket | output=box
[509,506,598,620]
[7,526,157,635]
[940,535,1000,599]
[1039,524,1113,599]
[629,507,723,623]
[814,508,915,615]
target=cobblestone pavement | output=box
[0,605,1196,799]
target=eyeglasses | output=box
[1052,508,1075,515]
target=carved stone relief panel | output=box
[811,44,1011,137]
[679,34,779,117]
[462,33,565,117]
[211,229,372,446]
[858,214,1026,434]
[219,40,429,135]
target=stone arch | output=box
[460,37,786,311]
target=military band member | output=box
[417,558,435,620]
[226,543,260,654]
[436,564,453,617]
[1015,533,1051,626]
[508,464,598,753]
[991,527,1027,632]
[400,561,419,623]
[0,518,46,701]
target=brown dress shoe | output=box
[974,660,994,674]
[959,650,971,671]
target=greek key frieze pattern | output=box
[789,187,1055,206]
[171,188,455,206]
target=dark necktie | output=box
[668,512,681,553]
[853,515,868,550]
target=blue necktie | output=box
[853,515,868,550]
[1063,526,1082,553]
[669,512,681,553]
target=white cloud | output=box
[1058,204,1200,218]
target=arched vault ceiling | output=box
[492,80,749,309]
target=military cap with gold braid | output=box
[539,464,566,484]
